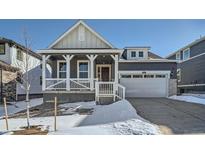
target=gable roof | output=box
[0,37,42,60]
[148,51,162,59]
[48,20,114,49]
[165,35,205,58]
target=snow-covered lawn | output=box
[0,98,43,118]
[169,95,205,105]
[0,100,160,135]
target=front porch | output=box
[41,52,125,102]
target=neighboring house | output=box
[166,36,205,94]
[37,20,177,103]
[0,60,19,102]
[0,37,49,101]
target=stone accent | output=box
[2,80,16,101]
[168,79,177,96]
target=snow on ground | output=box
[59,100,143,126]
[0,98,43,118]
[0,100,160,135]
[169,95,205,105]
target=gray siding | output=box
[49,55,115,79]
[167,54,176,60]
[119,62,177,79]
[178,54,205,85]
[190,40,205,57]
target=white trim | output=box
[48,20,114,49]
[165,35,205,59]
[57,60,66,78]
[119,70,171,78]
[182,48,190,61]
[37,49,123,54]
[179,52,205,63]
[119,59,177,63]
[96,64,112,81]
[178,83,205,87]
[77,60,90,78]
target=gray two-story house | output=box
[38,20,177,103]
[166,36,205,94]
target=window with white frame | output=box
[78,26,85,41]
[177,69,181,82]
[176,52,180,60]
[138,51,144,58]
[183,48,190,60]
[131,51,136,58]
[17,49,23,61]
[58,61,66,78]
[78,61,89,78]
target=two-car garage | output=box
[119,71,170,98]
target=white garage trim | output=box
[119,70,171,78]
[119,70,170,98]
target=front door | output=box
[96,65,111,81]
[101,67,110,81]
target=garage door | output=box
[120,73,168,98]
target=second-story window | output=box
[176,52,180,60]
[131,51,136,58]
[17,49,23,61]
[183,48,190,60]
[0,43,5,54]
[139,51,144,58]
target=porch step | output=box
[96,96,120,105]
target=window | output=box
[183,48,190,60]
[121,75,131,78]
[176,52,180,60]
[78,61,89,78]
[131,51,136,58]
[0,44,5,54]
[138,51,144,58]
[58,61,66,78]
[144,74,154,78]
[156,74,166,78]
[133,74,143,78]
[17,49,23,61]
[177,69,181,82]
[78,26,85,41]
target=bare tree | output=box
[15,28,33,128]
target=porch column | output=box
[42,55,46,91]
[42,55,50,91]
[64,55,74,91]
[111,54,119,83]
[111,54,119,101]
[87,55,97,91]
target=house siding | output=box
[50,55,115,80]
[190,40,205,57]
[53,24,111,49]
[178,54,205,85]
[119,62,177,79]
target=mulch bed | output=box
[12,125,48,135]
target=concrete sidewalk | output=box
[128,98,205,134]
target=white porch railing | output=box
[95,81,125,101]
[45,78,98,91]
[45,78,66,90]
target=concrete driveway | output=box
[128,98,205,134]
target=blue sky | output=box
[0,19,205,57]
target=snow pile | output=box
[60,100,142,126]
[49,119,160,135]
[112,119,159,135]
[169,95,205,105]
[0,98,43,118]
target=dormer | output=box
[124,47,150,60]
